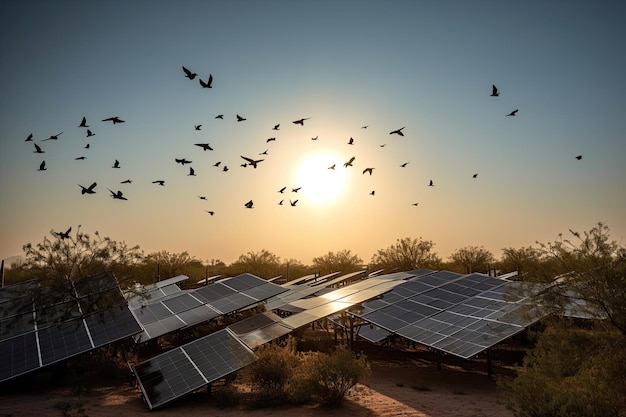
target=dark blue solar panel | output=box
[86,306,142,347]
[38,320,93,365]
[0,332,40,382]
[194,283,235,303]
[162,294,204,314]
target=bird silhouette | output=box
[38,160,46,171]
[240,155,264,168]
[389,127,405,136]
[84,144,90,149]
[292,118,310,126]
[506,109,518,116]
[33,143,44,153]
[473,173,478,178]
[108,189,127,200]
[428,180,434,186]
[266,137,276,143]
[79,182,97,194]
[412,202,419,207]
[278,200,284,205]
[194,124,202,130]
[25,133,33,142]
[205,210,214,216]
[490,85,499,97]
[199,74,213,88]
[215,114,224,119]
[328,164,336,170]
[240,163,247,168]
[112,159,120,168]
[343,156,355,167]
[290,199,298,206]
[575,155,582,160]
[175,158,192,165]
[362,125,368,129]
[54,227,71,239]
[213,161,221,167]
[292,187,301,193]
[245,200,254,209]
[278,186,286,193]
[121,179,132,184]
[42,132,63,141]
[311,136,319,140]
[362,168,374,175]
[75,156,86,160]
[102,116,125,124]
[400,162,409,167]
[379,144,386,147]
[79,117,89,127]
[199,196,207,200]
[195,143,214,151]
[86,129,95,137]
[348,137,354,145]
[273,124,280,130]
[222,165,229,172]
[236,114,247,122]
[370,190,375,196]
[188,167,196,176]
[152,180,165,186]
[182,66,197,80]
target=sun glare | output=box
[296,153,348,204]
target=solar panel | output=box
[134,329,256,410]
[0,272,142,382]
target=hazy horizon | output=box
[1,1,624,266]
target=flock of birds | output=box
[22,69,582,237]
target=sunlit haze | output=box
[1,1,624,266]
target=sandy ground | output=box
[0,348,515,417]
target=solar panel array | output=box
[133,328,257,410]
[0,272,142,382]
[130,273,287,342]
[354,272,542,358]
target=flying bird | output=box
[195,143,214,151]
[273,124,280,130]
[506,109,518,116]
[362,125,368,129]
[400,162,409,167]
[343,156,355,167]
[38,160,46,171]
[102,116,125,124]
[236,114,247,122]
[194,124,202,130]
[370,190,375,196]
[205,211,214,216]
[199,196,207,200]
[79,117,89,127]
[473,173,478,178]
[245,200,254,209]
[86,129,95,137]
[362,167,374,175]
[348,137,354,145]
[175,158,192,165]
[428,180,434,186]
[389,127,405,136]
[292,187,301,193]
[42,132,63,141]
[33,143,44,153]
[278,186,286,193]
[54,227,71,239]
[222,165,229,172]
[182,66,197,80]
[188,167,196,176]
[379,144,386,147]
[266,137,276,143]
[112,159,120,168]
[199,74,213,88]
[328,164,336,170]
[240,155,264,168]
[84,144,90,149]
[412,202,419,207]
[490,85,499,97]
[292,118,310,126]
[108,189,127,200]
[311,136,319,140]
[152,180,165,186]
[575,155,582,160]
[74,156,86,160]
[121,179,132,184]
[79,182,97,194]
[25,133,33,142]
[278,200,284,205]
[290,199,298,206]
[215,114,224,119]
[213,161,221,167]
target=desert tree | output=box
[370,237,441,272]
[279,258,313,282]
[139,250,204,285]
[502,222,626,417]
[499,246,542,278]
[449,245,495,274]
[312,250,363,275]
[228,249,281,279]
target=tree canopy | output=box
[370,237,441,271]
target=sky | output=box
[1,0,625,266]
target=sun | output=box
[295,153,348,204]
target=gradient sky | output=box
[1,0,625,266]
